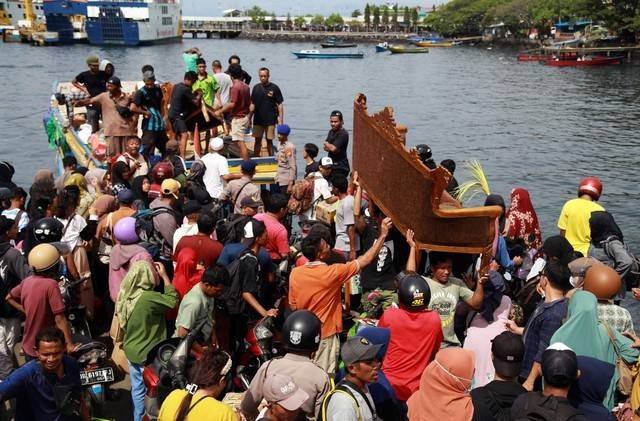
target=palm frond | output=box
[453,160,491,203]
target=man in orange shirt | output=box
[289,217,393,376]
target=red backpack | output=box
[287,175,317,215]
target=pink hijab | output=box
[463,295,512,388]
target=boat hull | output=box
[388,46,429,54]
[518,54,553,61]
[415,41,453,47]
[320,43,357,48]
[293,52,364,59]
[544,56,624,67]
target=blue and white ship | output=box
[85,0,181,46]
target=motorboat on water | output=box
[292,49,364,59]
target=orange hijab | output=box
[407,348,475,421]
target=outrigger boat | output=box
[375,42,389,52]
[320,39,357,48]
[292,50,364,59]
[387,45,429,54]
[517,53,554,61]
[415,40,454,48]
[44,81,277,182]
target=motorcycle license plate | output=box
[80,367,114,386]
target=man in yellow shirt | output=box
[557,177,605,256]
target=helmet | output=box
[151,162,174,184]
[398,274,431,312]
[113,216,139,245]
[28,243,60,273]
[578,177,603,200]
[583,264,621,300]
[282,310,321,353]
[415,144,432,162]
[33,217,63,243]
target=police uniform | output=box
[241,353,330,420]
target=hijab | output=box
[0,161,16,188]
[480,271,505,323]
[569,356,616,421]
[85,169,107,196]
[115,261,156,329]
[33,169,55,185]
[64,173,94,218]
[484,194,506,232]
[589,211,624,245]
[464,295,511,388]
[505,188,542,250]
[172,248,204,298]
[28,169,56,215]
[93,194,118,219]
[131,175,150,208]
[99,59,112,72]
[407,348,475,421]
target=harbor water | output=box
[0,38,638,247]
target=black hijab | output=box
[484,194,506,232]
[589,211,624,245]
[131,175,150,208]
[0,161,16,190]
[542,235,574,265]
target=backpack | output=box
[287,175,317,215]
[219,250,258,315]
[215,214,250,245]
[318,380,376,421]
[134,207,176,260]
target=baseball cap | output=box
[240,196,260,209]
[341,336,383,365]
[160,178,180,199]
[330,110,343,120]
[541,343,578,388]
[117,188,135,204]
[183,200,201,215]
[210,136,224,151]
[262,373,309,411]
[107,76,121,87]
[166,139,179,152]
[277,124,291,136]
[86,54,99,65]
[491,332,524,378]
[241,219,265,247]
[240,160,257,173]
[320,157,333,168]
[142,70,155,82]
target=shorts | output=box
[105,136,129,158]
[171,117,188,135]
[141,130,168,155]
[253,124,275,140]
[230,115,250,141]
[313,333,340,375]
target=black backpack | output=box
[134,207,176,260]
[512,394,584,421]
[215,214,250,245]
[219,250,257,316]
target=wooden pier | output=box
[540,45,640,60]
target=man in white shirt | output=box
[212,60,232,108]
[303,157,336,221]
[201,137,240,199]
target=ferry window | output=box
[162,17,172,25]
[161,5,168,14]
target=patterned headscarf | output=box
[505,188,542,250]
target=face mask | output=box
[569,275,583,288]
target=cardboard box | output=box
[315,200,339,225]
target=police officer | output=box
[241,310,330,420]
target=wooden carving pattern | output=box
[353,93,501,273]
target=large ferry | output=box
[43,0,88,43]
[85,0,181,46]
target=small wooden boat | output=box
[321,42,357,48]
[292,49,364,59]
[544,55,624,67]
[518,53,553,61]
[375,42,388,52]
[388,45,429,54]
[415,41,454,48]
[45,81,277,182]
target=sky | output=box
[182,1,439,17]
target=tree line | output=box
[242,4,424,32]
[424,0,640,41]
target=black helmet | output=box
[282,310,321,353]
[415,144,432,162]
[33,217,63,243]
[398,274,431,312]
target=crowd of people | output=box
[0,51,637,421]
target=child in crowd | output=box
[303,143,320,177]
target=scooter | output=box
[72,341,113,411]
[142,323,204,421]
[58,275,92,339]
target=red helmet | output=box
[578,177,603,200]
[151,162,174,183]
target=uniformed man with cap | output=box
[241,310,330,420]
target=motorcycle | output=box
[142,322,204,421]
[72,341,114,410]
[58,275,92,339]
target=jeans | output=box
[0,318,20,380]
[128,361,146,421]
